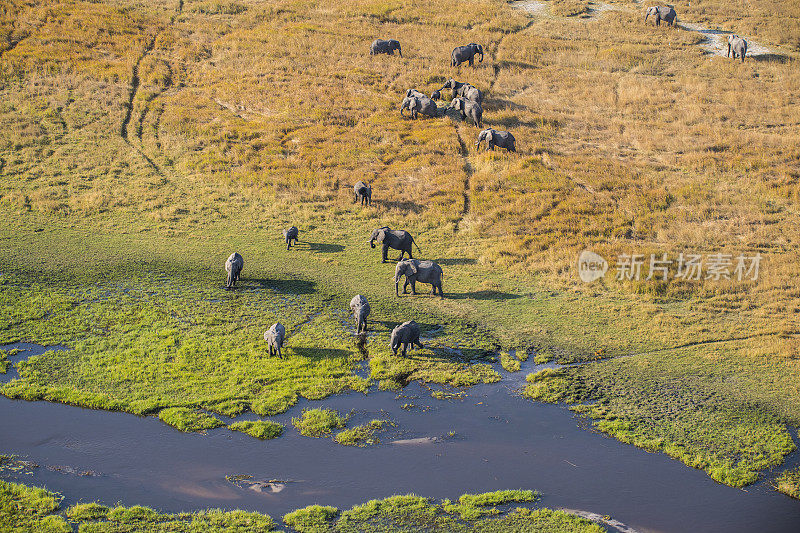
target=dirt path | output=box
[679,22,776,58]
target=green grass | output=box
[283,505,340,531]
[292,408,347,437]
[0,348,15,373]
[0,480,70,532]
[2,481,601,533]
[499,352,520,372]
[157,407,224,432]
[443,490,539,520]
[334,420,385,446]
[229,419,284,440]
[775,465,800,499]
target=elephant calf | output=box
[644,6,676,27]
[371,39,401,57]
[354,181,372,206]
[448,97,482,128]
[350,294,371,334]
[391,320,423,357]
[401,95,439,119]
[451,43,483,67]
[283,226,299,250]
[476,128,516,152]
[370,226,421,263]
[225,252,243,290]
[264,322,286,359]
[727,35,748,61]
[395,259,444,298]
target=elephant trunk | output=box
[644,12,649,22]
[398,47,402,57]
[395,278,400,296]
[370,238,376,248]
[479,51,483,63]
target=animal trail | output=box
[453,127,473,231]
[121,37,155,140]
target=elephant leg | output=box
[414,339,424,349]
[403,279,409,294]
[277,346,282,359]
[382,243,389,263]
[410,280,417,295]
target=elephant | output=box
[406,88,427,99]
[644,6,676,27]
[264,322,286,359]
[475,128,516,152]
[350,294,371,334]
[727,35,747,61]
[283,226,299,250]
[439,79,483,105]
[354,181,372,206]
[390,320,423,357]
[225,252,243,290]
[448,97,482,127]
[431,89,442,100]
[400,96,439,119]
[395,259,444,298]
[370,39,402,57]
[451,43,483,67]
[369,226,421,263]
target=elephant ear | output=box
[486,130,494,144]
[409,262,418,275]
[377,229,387,242]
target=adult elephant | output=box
[727,35,747,61]
[354,181,372,206]
[350,294,371,334]
[400,96,439,119]
[452,43,483,67]
[370,39,402,56]
[448,97,482,127]
[225,252,243,290]
[264,323,286,359]
[439,79,484,105]
[644,6,676,27]
[283,226,299,250]
[369,226,421,263]
[476,128,516,152]
[391,321,423,357]
[395,259,444,297]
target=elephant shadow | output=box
[378,199,423,214]
[450,290,521,301]
[290,347,351,360]
[751,53,789,63]
[249,278,317,295]
[305,242,345,253]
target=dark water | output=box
[2,343,800,533]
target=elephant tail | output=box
[412,236,422,253]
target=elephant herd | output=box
[401,80,516,152]
[645,5,748,61]
[223,222,444,358]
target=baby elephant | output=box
[727,35,747,61]
[448,97,482,127]
[354,181,372,206]
[371,39,401,57]
[350,294,371,334]
[476,128,516,152]
[391,320,423,357]
[395,259,444,298]
[283,226,299,250]
[225,252,243,290]
[264,323,286,359]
